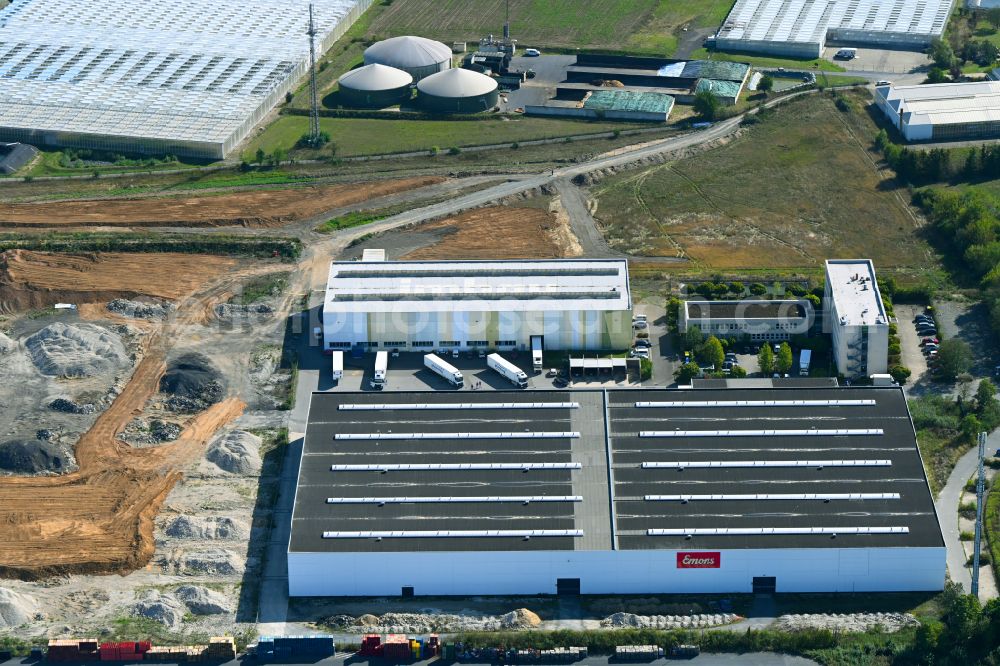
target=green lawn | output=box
[16,149,210,178]
[246,115,643,158]
[367,0,736,56]
[690,47,846,72]
[591,90,934,271]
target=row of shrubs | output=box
[0,233,302,260]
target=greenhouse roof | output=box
[584,90,674,114]
[696,79,744,99]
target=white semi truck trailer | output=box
[487,353,528,388]
[371,351,388,390]
[424,353,464,387]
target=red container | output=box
[136,643,151,654]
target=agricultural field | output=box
[591,91,936,271]
[366,0,736,56]
[246,115,644,158]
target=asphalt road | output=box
[936,445,978,595]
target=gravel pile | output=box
[131,591,185,629]
[205,431,262,475]
[26,323,129,377]
[214,303,275,319]
[601,612,739,629]
[118,418,182,446]
[162,549,244,576]
[175,586,231,615]
[48,398,96,415]
[163,516,249,540]
[107,299,174,320]
[0,587,37,629]
[772,613,920,633]
[327,609,542,633]
[160,353,225,412]
[0,439,69,474]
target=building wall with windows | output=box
[875,81,1000,143]
[823,260,890,378]
[679,300,814,341]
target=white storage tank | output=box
[363,36,452,81]
[338,64,413,108]
[417,68,499,114]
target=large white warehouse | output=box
[824,260,890,379]
[321,254,633,353]
[288,386,945,596]
[875,81,1000,142]
[715,0,952,58]
[0,0,372,159]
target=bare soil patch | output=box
[0,177,445,228]
[401,207,580,260]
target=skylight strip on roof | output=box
[322,530,584,539]
[339,402,580,411]
[644,493,901,501]
[326,495,583,504]
[641,460,891,469]
[640,429,883,438]
[647,527,909,536]
[634,400,876,408]
[335,432,580,440]
[330,463,582,472]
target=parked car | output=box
[631,348,650,359]
[725,352,737,363]
[451,348,460,358]
[553,376,569,388]
[635,339,652,348]
[920,337,939,346]
[923,344,939,354]
[478,349,486,358]
[875,80,891,86]
[546,368,559,377]
[524,48,541,57]
[633,320,648,330]
[722,361,733,371]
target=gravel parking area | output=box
[896,304,930,395]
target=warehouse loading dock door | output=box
[556,578,581,595]
[752,576,776,594]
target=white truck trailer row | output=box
[424,354,464,387]
[487,353,528,388]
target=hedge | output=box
[0,233,302,259]
[284,106,499,122]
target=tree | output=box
[977,379,997,413]
[730,365,748,378]
[749,282,768,296]
[758,74,774,93]
[674,362,701,383]
[693,90,720,121]
[926,67,948,84]
[930,37,957,70]
[758,344,775,376]
[936,339,973,380]
[255,148,265,165]
[697,336,725,370]
[775,342,793,375]
[684,325,704,351]
[889,365,912,385]
[988,7,1000,31]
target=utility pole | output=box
[307,3,322,147]
[972,431,987,598]
[503,0,510,42]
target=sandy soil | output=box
[400,207,581,260]
[0,251,237,312]
[0,177,445,228]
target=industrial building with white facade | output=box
[680,300,815,341]
[321,255,633,353]
[0,0,372,159]
[288,387,945,596]
[715,0,952,58]
[875,81,1000,142]
[824,260,890,378]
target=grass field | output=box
[246,115,644,158]
[689,47,846,73]
[366,0,735,57]
[591,91,936,271]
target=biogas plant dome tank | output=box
[416,68,500,114]
[337,63,413,108]
[363,36,452,81]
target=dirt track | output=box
[401,207,582,260]
[0,250,237,312]
[0,261,259,579]
[0,176,445,228]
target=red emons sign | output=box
[677,552,721,568]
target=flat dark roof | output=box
[686,301,807,320]
[290,387,942,555]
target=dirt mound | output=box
[0,176,446,228]
[132,591,185,629]
[161,548,244,576]
[0,440,70,474]
[107,299,174,320]
[0,587,37,628]
[160,353,224,411]
[0,250,237,313]
[175,585,231,615]
[205,431,262,475]
[163,516,249,540]
[773,613,920,633]
[26,323,129,377]
[502,609,542,629]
